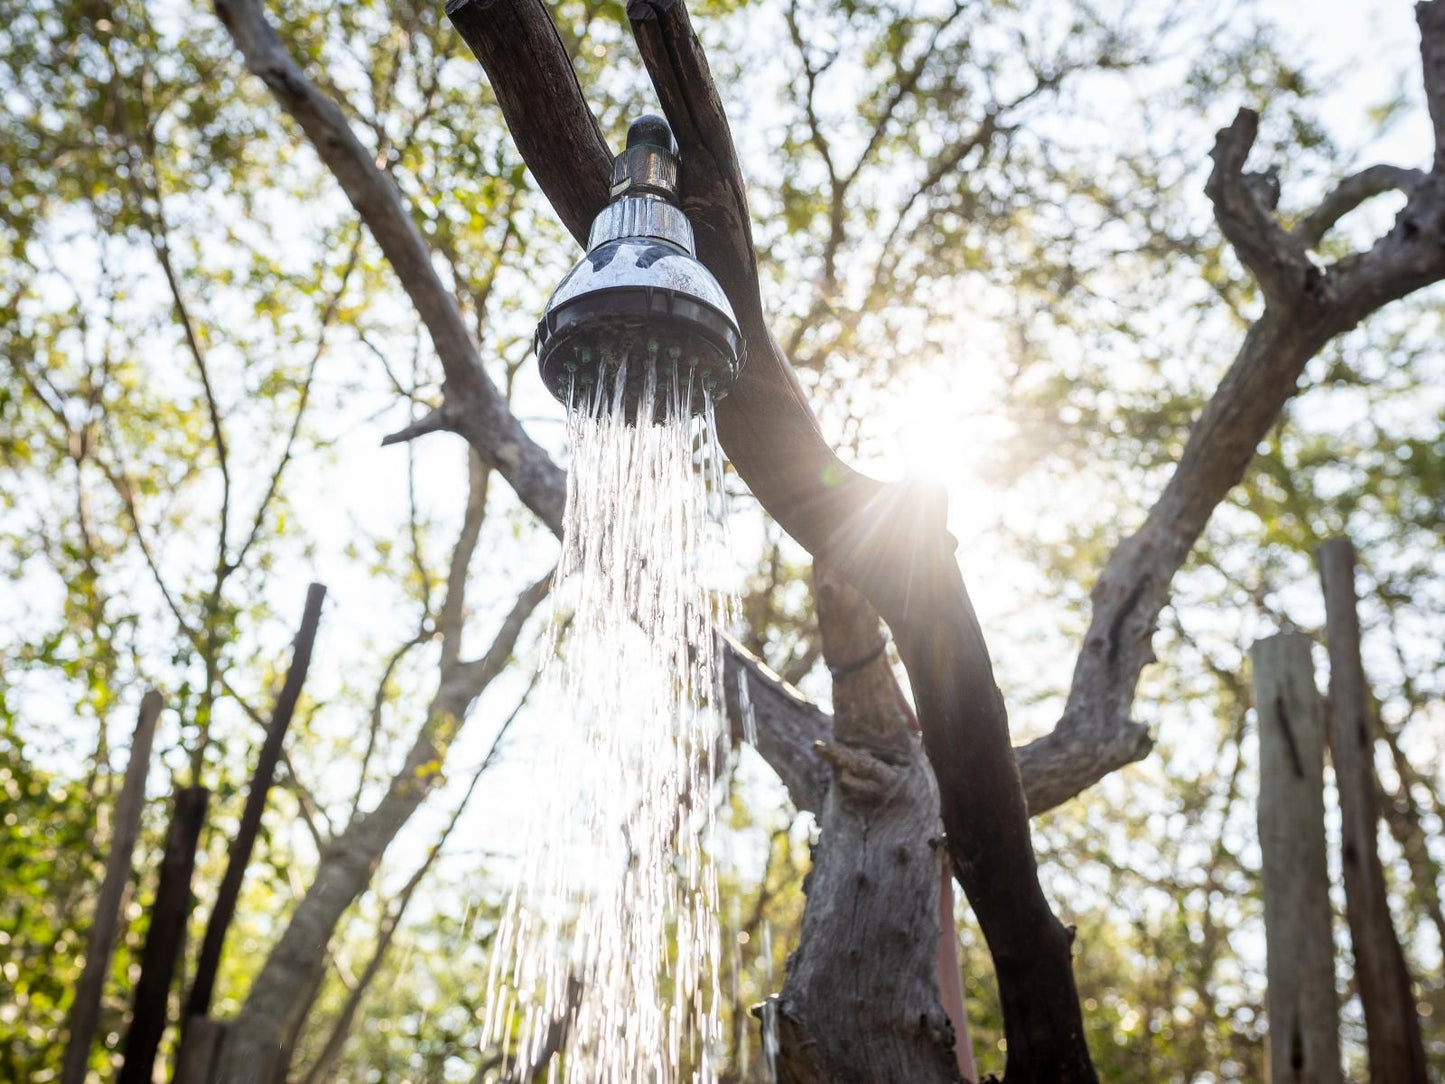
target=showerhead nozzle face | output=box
[537,238,743,423]
[535,116,744,424]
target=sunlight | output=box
[895,375,967,484]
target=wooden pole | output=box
[1317,539,1428,1082]
[118,784,210,1084]
[185,582,327,1025]
[60,689,164,1084]
[1250,633,1340,1083]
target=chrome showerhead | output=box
[535,115,744,424]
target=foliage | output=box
[1,0,1441,1080]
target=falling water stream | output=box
[482,355,733,1083]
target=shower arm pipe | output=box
[448,1,1095,1079]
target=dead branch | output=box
[1292,164,1426,249]
[186,583,328,1024]
[60,690,163,1084]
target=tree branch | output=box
[721,635,832,815]
[444,0,612,246]
[1292,164,1426,249]
[1420,0,1445,171]
[456,1,1095,1073]
[213,0,566,533]
[215,564,553,1080]
[1203,108,1316,307]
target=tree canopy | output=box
[2,0,1442,1080]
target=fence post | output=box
[1317,539,1427,1082]
[117,784,209,1084]
[1251,633,1340,1083]
[60,690,163,1084]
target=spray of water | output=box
[482,350,732,1083]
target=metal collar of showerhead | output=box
[534,115,744,424]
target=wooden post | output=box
[1250,633,1340,1083]
[172,1016,227,1084]
[60,690,164,1084]
[1317,539,1428,1082]
[117,784,210,1084]
[185,582,327,1025]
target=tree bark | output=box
[186,583,327,1025]
[61,689,163,1084]
[1250,634,1340,1084]
[1317,540,1428,1082]
[769,566,963,1084]
[118,784,210,1084]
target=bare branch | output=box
[379,403,452,447]
[353,625,432,824]
[233,232,363,570]
[217,562,554,1078]
[214,0,567,533]
[440,452,492,667]
[1292,164,1427,249]
[446,567,555,705]
[296,700,505,1084]
[1023,14,1445,816]
[444,0,612,246]
[1420,0,1445,170]
[1204,108,1315,307]
[721,635,832,815]
[187,583,328,1023]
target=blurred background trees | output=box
[1,0,1440,1080]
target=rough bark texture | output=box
[769,567,962,1084]
[187,583,327,1025]
[118,784,209,1084]
[60,689,162,1084]
[721,634,832,814]
[1251,634,1341,1084]
[1317,540,1428,1082]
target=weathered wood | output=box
[771,566,962,1084]
[721,635,832,814]
[443,0,612,246]
[186,582,327,1024]
[1250,634,1340,1084]
[173,1016,227,1084]
[1317,539,1428,1082]
[449,0,1095,1074]
[60,689,163,1084]
[118,784,210,1084]
[625,5,1092,1076]
[1015,5,1445,817]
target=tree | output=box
[4,0,1444,1080]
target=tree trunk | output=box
[1250,634,1340,1084]
[118,784,210,1084]
[1317,540,1428,1082]
[61,689,163,1084]
[769,567,963,1084]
